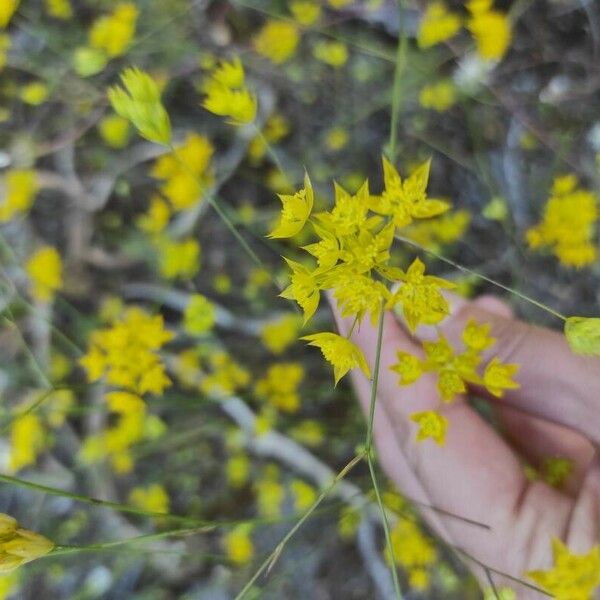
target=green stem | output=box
[364,304,403,599]
[234,452,365,600]
[395,235,566,321]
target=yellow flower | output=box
[25,246,63,303]
[313,40,348,68]
[387,518,437,569]
[467,1,512,61]
[129,484,170,514]
[289,419,324,447]
[72,46,108,77]
[328,0,352,7]
[20,82,48,105]
[226,453,250,488]
[410,410,448,445]
[540,457,573,489]
[290,0,321,25]
[279,258,321,323]
[302,332,370,385]
[183,294,216,335]
[268,172,314,238]
[80,307,174,396]
[526,538,600,600]
[202,57,257,125]
[253,21,300,64]
[200,351,250,397]
[483,358,520,397]
[419,80,456,112]
[136,196,171,234]
[108,67,172,145]
[45,0,72,19]
[370,156,450,229]
[290,479,317,512]
[462,318,495,352]
[255,466,285,518]
[391,257,455,332]
[8,414,45,473]
[391,351,423,385]
[260,313,302,354]
[324,126,349,151]
[332,273,390,325]
[156,238,200,280]
[224,526,254,565]
[564,316,600,356]
[0,1,19,29]
[89,3,138,58]
[255,362,304,413]
[0,515,53,572]
[98,114,130,149]
[417,1,462,49]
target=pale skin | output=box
[331,294,600,598]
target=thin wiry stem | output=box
[364,304,404,599]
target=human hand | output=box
[330,294,600,598]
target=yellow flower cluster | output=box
[25,246,63,303]
[109,67,172,145]
[129,483,170,514]
[255,362,304,413]
[253,20,300,65]
[80,307,174,395]
[0,513,53,572]
[526,174,598,268]
[156,238,200,280]
[80,391,164,474]
[526,537,600,600]
[419,80,456,112]
[223,525,254,565]
[392,319,519,444]
[254,465,285,518]
[0,169,38,223]
[0,1,19,29]
[313,40,349,68]
[418,0,511,61]
[74,3,138,76]
[290,0,321,25]
[183,294,216,335]
[200,351,250,397]
[151,133,214,211]
[467,0,512,61]
[260,313,302,354]
[202,57,256,125]
[386,518,437,591]
[404,209,471,251]
[45,0,72,20]
[98,114,130,149]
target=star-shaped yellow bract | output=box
[301,332,370,385]
[370,156,450,229]
[268,172,314,239]
[526,538,600,600]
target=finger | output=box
[497,404,596,495]
[411,297,600,446]
[330,302,571,559]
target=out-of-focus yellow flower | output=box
[202,57,257,125]
[526,174,597,268]
[324,126,349,151]
[417,1,462,49]
[260,313,302,354]
[213,273,232,294]
[289,419,324,447]
[73,46,108,77]
[108,67,172,145]
[89,3,138,58]
[403,209,471,252]
[224,525,254,565]
[226,453,250,488]
[129,484,170,514]
[247,113,290,164]
[19,82,49,106]
[8,414,45,472]
[80,307,174,396]
[253,21,300,65]
[419,80,456,111]
[338,504,361,539]
[156,237,200,280]
[467,0,512,61]
[151,133,214,210]
[255,362,304,413]
[98,114,130,149]
[483,587,515,600]
[564,316,600,356]
[0,572,19,599]
[25,246,63,303]
[0,514,53,572]
[290,0,321,25]
[201,351,250,397]
[328,0,352,8]
[313,40,348,67]
[290,479,317,512]
[136,196,171,234]
[0,1,19,29]
[255,466,284,518]
[45,0,72,19]
[45,389,74,428]
[0,34,10,71]
[183,294,216,335]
